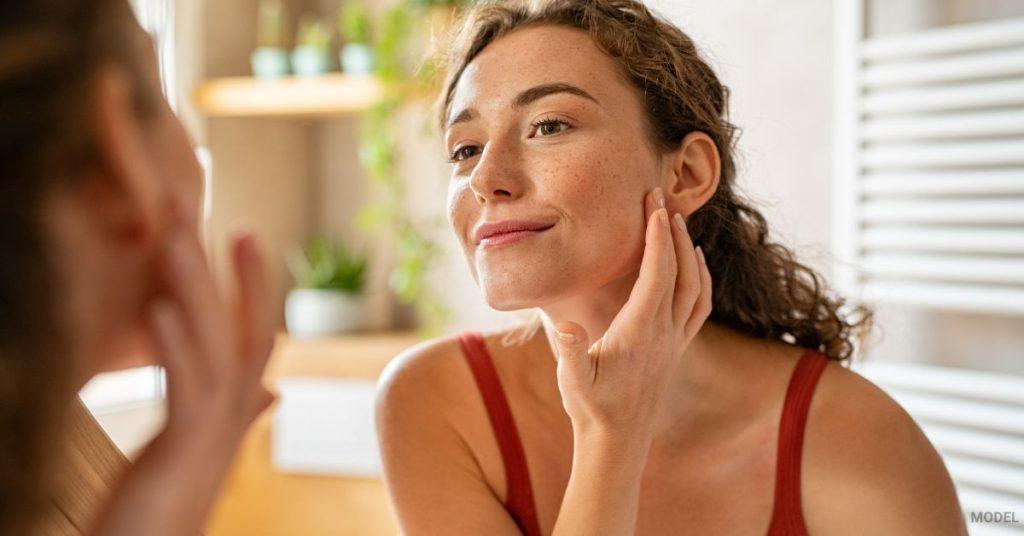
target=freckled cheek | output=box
[537,156,640,239]
[534,154,603,205]
[552,161,647,260]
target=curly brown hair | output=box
[435,0,874,362]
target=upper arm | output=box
[803,363,967,535]
[375,339,523,536]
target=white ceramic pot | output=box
[285,288,363,338]
[290,46,331,77]
[250,46,290,78]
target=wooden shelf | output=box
[269,330,422,380]
[195,74,384,118]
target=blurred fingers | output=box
[148,298,201,393]
[232,230,275,381]
[162,226,229,374]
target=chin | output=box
[479,274,574,311]
[483,293,537,311]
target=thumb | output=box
[552,321,592,378]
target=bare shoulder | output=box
[801,359,967,535]
[376,326,525,398]
[374,330,528,535]
[375,333,471,422]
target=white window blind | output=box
[832,2,1024,316]
[853,360,1024,534]
[835,3,1024,532]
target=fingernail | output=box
[673,213,686,231]
[658,208,669,226]
[695,245,705,264]
[654,187,665,208]
[555,330,576,344]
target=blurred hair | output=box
[437,0,874,360]
[0,1,153,532]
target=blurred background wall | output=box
[183,0,1024,372]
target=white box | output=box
[271,377,381,477]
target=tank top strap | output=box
[767,348,829,536]
[457,331,543,536]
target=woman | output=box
[1,1,275,534]
[375,1,967,534]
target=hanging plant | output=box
[356,0,471,335]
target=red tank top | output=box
[457,331,829,536]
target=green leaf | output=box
[288,235,369,293]
[339,0,372,43]
[296,14,332,51]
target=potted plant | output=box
[291,14,333,77]
[338,1,374,75]
[251,0,290,78]
[285,235,368,338]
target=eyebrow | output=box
[446,82,599,130]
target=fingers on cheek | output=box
[644,210,660,245]
[149,299,191,377]
[701,258,714,315]
[644,190,658,219]
[164,230,198,296]
[659,211,676,276]
[149,299,175,350]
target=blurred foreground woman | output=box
[1,1,276,534]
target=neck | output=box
[536,267,736,444]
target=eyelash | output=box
[530,116,573,138]
[447,117,575,164]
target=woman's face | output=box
[48,19,204,378]
[445,25,667,310]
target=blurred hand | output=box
[552,187,712,442]
[148,205,275,444]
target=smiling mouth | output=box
[478,224,555,249]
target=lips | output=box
[472,219,556,246]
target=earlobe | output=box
[666,131,720,215]
[89,66,163,248]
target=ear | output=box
[83,65,165,247]
[662,131,721,218]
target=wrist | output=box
[573,425,653,465]
[158,415,247,459]
[572,417,654,449]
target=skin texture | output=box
[40,21,276,536]
[376,25,966,535]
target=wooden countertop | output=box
[205,331,422,536]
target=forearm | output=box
[87,426,242,536]
[552,428,651,536]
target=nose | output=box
[468,141,526,204]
